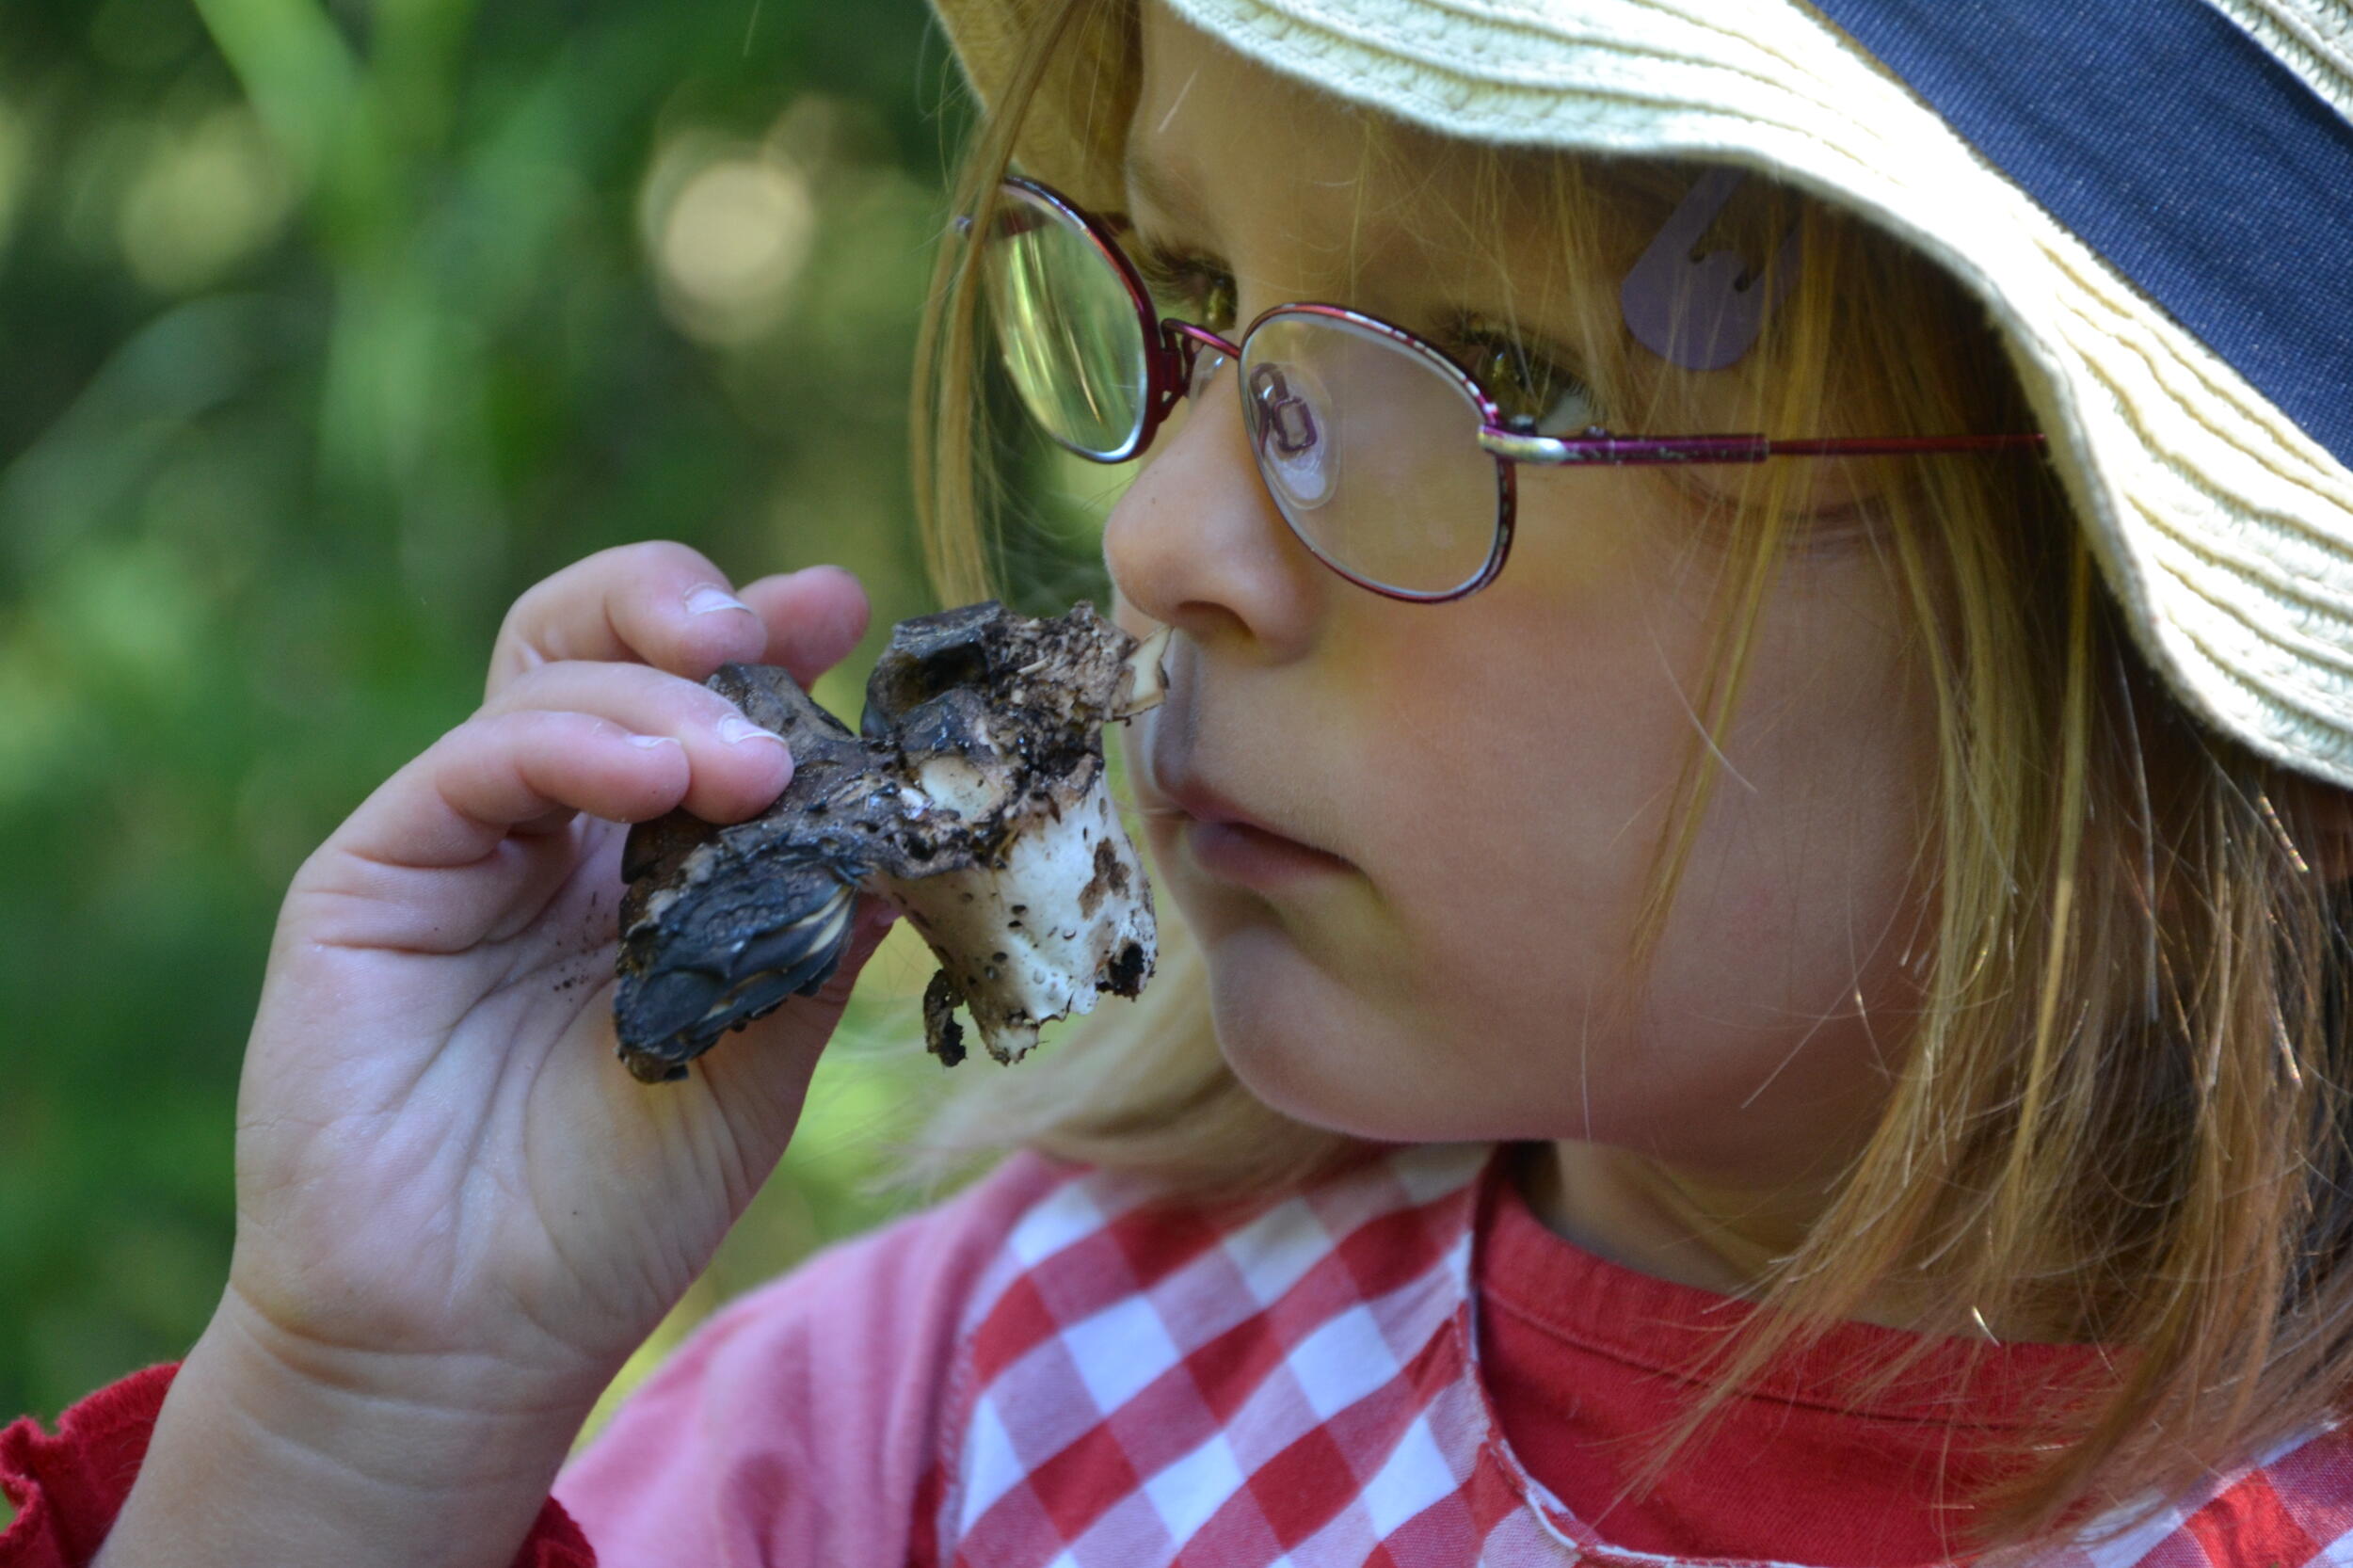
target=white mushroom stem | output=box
[877,626,1167,1064]
[884,766,1151,1064]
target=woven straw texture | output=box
[2210,0,2353,111]
[933,0,2353,787]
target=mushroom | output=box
[612,600,1167,1083]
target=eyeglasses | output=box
[970,175,2047,603]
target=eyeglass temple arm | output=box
[1478,428,2049,466]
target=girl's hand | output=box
[100,546,896,1568]
[218,544,889,1406]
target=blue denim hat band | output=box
[1809,0,2353,470]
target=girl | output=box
[8,0,2353,1564]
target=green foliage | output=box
[0,0,1108,1438]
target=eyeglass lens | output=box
[1238,314,1499,597]
[979,182,1506,600]
[983,184,1155,462]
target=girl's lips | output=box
[1184,818,1353,886]
[1140,661,1352,879]
[1157,772,1321,852]
[1154,771,1353,883]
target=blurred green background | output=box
[0,0,1116,1458]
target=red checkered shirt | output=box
[16,1143,2353,1566]
[903,1143,2353,1567]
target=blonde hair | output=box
[904,0,2353,1545]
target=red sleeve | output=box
[0,1364,596,1568]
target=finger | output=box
[480,661,795,825]
[735,566,872,688]
[328,711,692,874]
[486,541,770,700]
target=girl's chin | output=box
[1219,1043,1523,1145]
[1200,927,1498,1144]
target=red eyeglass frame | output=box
[978,175,2050,603]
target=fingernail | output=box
[628,733,682,749]
[718,715,791,750]
[685,584,753,616]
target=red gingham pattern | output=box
[919,1144,2353,1568]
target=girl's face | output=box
[1112,5,1936,1197]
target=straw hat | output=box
[931,0,2353,788]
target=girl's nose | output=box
[1102,357,1324,656]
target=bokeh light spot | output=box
[650,151,815,345]
[116,109,294,294]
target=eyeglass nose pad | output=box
[1246,360,1337,510]
[1185,343,1230,401]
